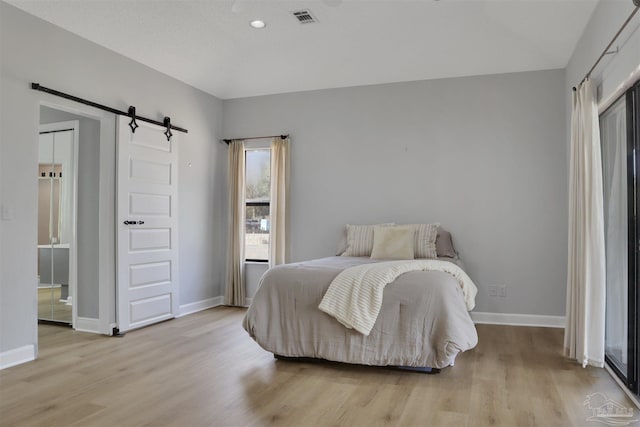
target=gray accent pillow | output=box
[436,227,458,258]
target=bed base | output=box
[273,354,440,374]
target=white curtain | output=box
[564,79,606,368]
[269,137,290,267]
[225,140,246,306]
[601,98,628,365]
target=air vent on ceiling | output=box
[292,10,317,24]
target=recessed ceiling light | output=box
[250,20,266,29]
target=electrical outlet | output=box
[1,203,14,221]
[488,285,498,297]
[498,285,507,298]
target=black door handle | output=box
[124,220,138,225]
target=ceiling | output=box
[6,0,598,100]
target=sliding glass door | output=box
[601,81,639,394]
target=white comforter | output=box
[318,259,478,336]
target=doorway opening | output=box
[38,105,101,330]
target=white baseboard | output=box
[471,311,565,328]
[177,296,224,317]
[0,345,35,370]
[75,317,100,334]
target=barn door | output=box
[116,116,179,332]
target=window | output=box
[245,148,271,262]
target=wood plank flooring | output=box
[0,306,635,427]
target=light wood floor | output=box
[0,307,635,427]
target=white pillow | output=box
[342,223,394,257]
[370,226,415,260]
[406,223,439,259]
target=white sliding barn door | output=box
[116,116,179,333]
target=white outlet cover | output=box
[1,203,14,220]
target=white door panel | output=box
[129,158,172,185]
[130,294,173,325]
[128,124,173,153]
[117,116,178,332]
[129,193,172,216]
[129,261,172,288]
[128,228,172,252]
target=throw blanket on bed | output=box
[318,259,477,336]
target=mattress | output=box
[242,256,478,369]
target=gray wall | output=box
[566,1,639,105]
[223,69,568,316]
[40,106,100,318]
[0,2,227,353]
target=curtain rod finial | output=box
[572,86,577,92]
[31,82,40,89]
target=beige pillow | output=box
[406,223,438,259]
[342,223,394,257]
[370,226,415,260]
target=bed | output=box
[243,253,478,372]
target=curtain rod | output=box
[223,134,289,144]
[574,2,640,90]
[31,83,188,134]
